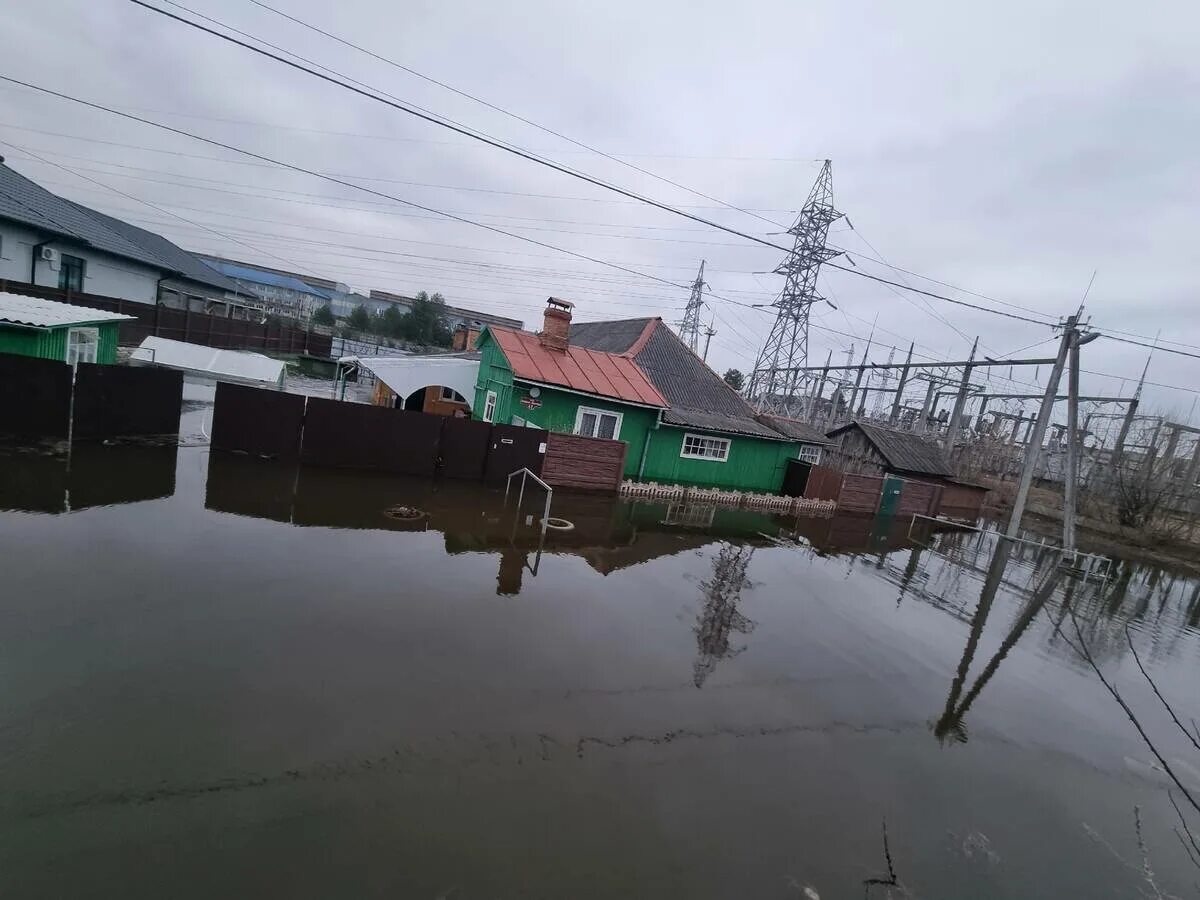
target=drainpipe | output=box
[638,410,662,479]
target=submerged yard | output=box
[1,398,1198,899]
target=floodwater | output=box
[1,392,1199,898]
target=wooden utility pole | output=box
[1005,316,1076,541]
[701,321,716,362]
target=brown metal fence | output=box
[72,363,183,440]
[0,280,332,358]
[0,352,72,440]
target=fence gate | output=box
[438,417,492,480]
[483,423,547,484]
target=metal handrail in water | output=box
[505,467,553,525]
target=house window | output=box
[574,406,622,440]
[799,445,822,465]
[681,433,730,462]
[483,390,497,423]
[58,254,86,291]
[440,386,466,403]
[66,327,99,367]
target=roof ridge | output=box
[620,317,660,359]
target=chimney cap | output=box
[546,296,574,311]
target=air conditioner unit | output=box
[39,246,58,263]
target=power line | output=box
[239,0,791,231]
[120,1,1073,330]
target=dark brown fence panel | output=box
[210,382,306,459]
[897,480,939,517]
[936,482,988,520]
[438,417,492,480]
[72,364,182,440]
[837,473,885,514]
[0,352,73,440]
[484,423,548,484]
[302,398,441,475]
[541,432,626,493]
[803,464,844,502]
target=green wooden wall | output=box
[472,331,516,423]
[640,425,798,493]
[0,322,119,364]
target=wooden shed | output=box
[824,421,990,520]
[0,292,131,365]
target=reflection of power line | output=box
[693,545,756,688]
[933,541,1063,743]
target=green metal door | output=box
[879,476,904,516]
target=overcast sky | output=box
[2,0,1197,425]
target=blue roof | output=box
[206,260,332,299]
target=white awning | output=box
[130,336,286,388]
[353,354,480,405]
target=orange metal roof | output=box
[489,327,668,408]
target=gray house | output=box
[0,160,245,314]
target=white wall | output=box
[0,221,160,304]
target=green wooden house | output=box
[473,299,828,493]
[0,292,131,365]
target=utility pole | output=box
[846,339,872,422]
[677,260,706,354]
[701,321,716,362]
[888,343,914,425]
[945,336,979,450]
[811,350,832,422]
[748,161,843,414]
[1112,354,1149,467]
[1006,316,1077,541]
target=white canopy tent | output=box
[341,353,481,407]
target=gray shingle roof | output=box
[68,203,239,293]
[569,317,806,442]
[662,408,789,439]
[830,421,954,477]
[756,414,829,445]
[0,164,235,292]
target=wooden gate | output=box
[541,432,627,493]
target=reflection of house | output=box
[472,299,826,492]
[0,292,131,365]
[0,161,248,316]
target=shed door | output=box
[879,475,904,516]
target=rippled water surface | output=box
[1,395,1198,898]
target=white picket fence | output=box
[619,481,836,516]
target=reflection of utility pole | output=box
[701,321,716,362]
[693,544,755,687]
[934,539,1062,743]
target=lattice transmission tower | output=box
[677,259,707,354]
[748,160,843,415]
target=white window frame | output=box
[482,390,497,423]
[680,432,731,462]
[440,386,465,402]
[798,444,822,465]
[66,326,100,367]
[573,405,623,441]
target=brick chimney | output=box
[539,297,574,352]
